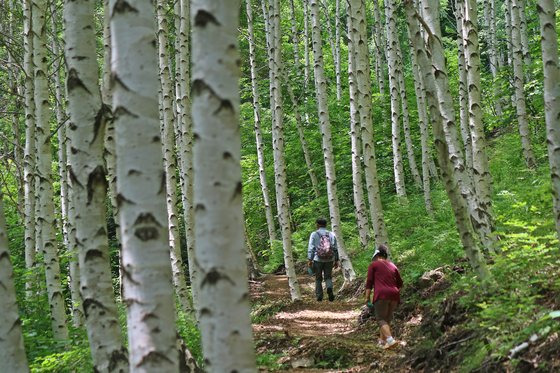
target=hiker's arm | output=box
[365,266,374,304]
[332,234,339,262]
[395,267,403,289]
[307,233,316,264]
[365,288,372,304]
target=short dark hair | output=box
[377,244,389,258]
[316,218,327,227]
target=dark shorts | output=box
[374,299,398,326]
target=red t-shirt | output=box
[365,260,403,303]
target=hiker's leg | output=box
[374,300,390,340]
[323,261,334,289]
[313,261,324,299]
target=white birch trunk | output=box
[371,0,386,95]
[537,0,560,244]
[462,0,496,245]
[176,0,200,313]
[64,1,130,370]
[0,194,29,373]
[347,8,370,248]
[385,0,407,199]
[32,0,69,341]
[191,0,257,369]
[396,43,422,188]
[22,0,36,298]
[455,1,473,174]
[510,0,537,168]
[265,0,302,300]
[407,14,433,214]
[334,0,342,101]
[289,0,321,198]
[303,0,313,109]
[310,0,356,282]
[320,0,341,101]
[406,0,490,280]
[156,0,193,317]
[110,0,179,369]
[518,0,531,66]
[505,0,514,66]
[483,0,503,115]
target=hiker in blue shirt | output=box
[307,218,339,302]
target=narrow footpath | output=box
[251,271,417,372]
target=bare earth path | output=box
[251,272,414,372]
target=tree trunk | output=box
[156,0,194,318]
[175,0,200,313]
[455,1,473,175]
[483,0,503,115]
[504,0,514,66]
[320,0,341,101]
[396,42,423,188]
[0,194,29,373]
[518,0,531,66]
[334,0,342,101]
[537,0,560,245]
[407,10,434,215]
[32,0,69,341]
[510,0,536,168]
[63,1,130,370]
[385,0,407,199]
[462,0,496,249]
[289,0,321,198]
[310,0,356,282]
[22,0,36,298]
[191,0,257,369]
[110,0,180,369]
[406,0,490,280]
[372,0,386,96]
[347,7,371,249]
[264,0,302,300]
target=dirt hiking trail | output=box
[251,271,418,372]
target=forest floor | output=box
[251,262,560,372]
[251,269,418,372]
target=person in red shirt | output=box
[365,244,403,349]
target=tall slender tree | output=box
[191,0,258,369]
[110,0,179,368]
[0,193,29,372]
[310,0,356,282]
[537,0,560,244]
[32,0,69,341]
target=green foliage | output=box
[176,312,203,367]
[256,352,284,371]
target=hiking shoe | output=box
[327,288,335,302]
[383,339,398,350]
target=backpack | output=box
[316,231,334,259]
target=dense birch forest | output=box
[0,0,559,371]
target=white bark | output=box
[110,0,179,369]
[320,0,341,101]
[406,0,490,280]
[537,0,560,244]
[310,0,356,282]
[462,0,496,248]
[505,0,514,66]
[176,0,200,313]
[385,0,407,198]
[32,0,69,341]
[347,8,370,248]
[407,13,433,214]
[22,0,36,298]
[455,1,473,174]
[371,0,386,95]
[265,0,302,300]
[510,0,536,168]
[64,1,129,370]
[0,194,29,373]
[483,0,503,115]
[156,0,193,317]
[518,0,531,66]
[191,0,257,369]
[396,43,423,188]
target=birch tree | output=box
[265,0,301,300]
[63,1,129,370]
[510,0,536,168]
[246,0,277,245]
[32,0,69,340]
[156,0,193,317]
[22,0,36,297]
[310,0,356,282]
[348,0,389,247]
[483,0,503,115]
[0,194,29,373]
[191,0,257,369]
[406,0,490,280]
[385,0,407,198]
[110,0,179,369]
[537,0,560,243]
[371,0,386,95]
[347,9,370,248]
